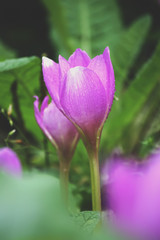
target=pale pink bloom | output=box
[34,96,79,162]
[42,48,115,147]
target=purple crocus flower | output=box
[42,48,115,149]
[0,147,22,176]
[103,151,160,239]
[34,96,79,164]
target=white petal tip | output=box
[42,56,53,68]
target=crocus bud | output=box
[0,147,22,176]
[42,47,115,150]
[102,150,160,239]
[34,96,79,165]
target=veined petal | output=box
[88,47,115,114]
[103,47,115,111]
[58,55,70,96]
[88,55,107,89]
[42,56,60,108]
[34,96,57,147]
[59,55,70,79]
[34,96,79,157]
[68,48,91,67]
[43,100,78,152]
[60,66,107,141]
[34,96,43,129]
[40,95,49,114]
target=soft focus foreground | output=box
[0,171,78,240]
[0,0,160,239]
[103,150,160,240]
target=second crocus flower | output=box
[34,96,79,201]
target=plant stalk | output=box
[88,149,101,212]
[58,152,70,205]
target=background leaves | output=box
[0,0,160,239]
[0,0,160,215]
[0,56,41,140]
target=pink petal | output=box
[103,47,115,111]
[34,96,57,147]
[134,156,160,238]
[103,152,160,239]
[88,47,115,114]
[88,55,107,89]
[42,56,61,108]
[68,48,91,67]
[0,147,22,176]
[58,55,70,79]
[34,96,79,157]
[43,100,78,153]
[107,162,140,220]
[34,96,43,128]
[60,66,107,141]
[40,95,49,114]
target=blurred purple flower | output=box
[102,150,160,239]
[0,147,22,176]
[42,47,115,148]
[34,96,79,163]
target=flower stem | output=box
[88,150,101,211]
[58,152,70,206]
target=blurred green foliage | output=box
[0,0,160,238]
[0,172,121,240]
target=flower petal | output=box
[60,66,107,141]
[42,56,61,108]
[88,47,115,114]
[34,96,79,156]
[0,147,22,176]
[43,100,79,154]
[68,48,90,67]
[58,55,70,95]
[34,96,57,147]
[34,96,44,130]
[40,95,49,114]
[103,47,115,111]
[58,55,70,79]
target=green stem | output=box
[88,149,101,211]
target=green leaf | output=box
[41,0,123,57]
[0,56,42,140]
[40,0,73,57]
[111,15,152,95]
[73,211,100,233]
[122,83,160,154]
[0,172,71,240]
[0,56,38,72]
[103,42,160,153]
[0,173,97,240]
[138,103,160,157]
[146,111,160,139]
